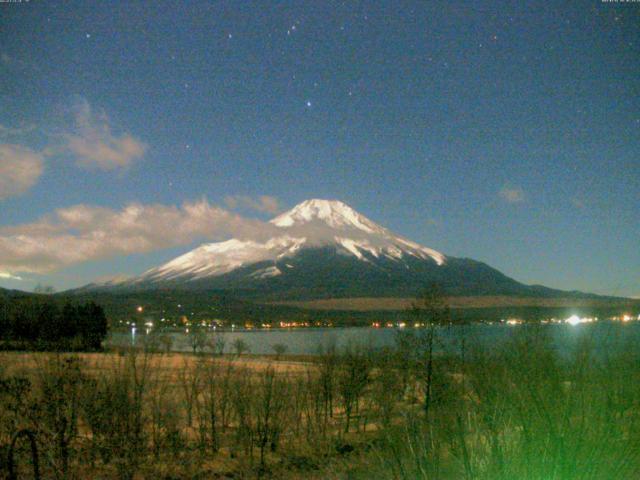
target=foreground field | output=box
[2,328,640,479]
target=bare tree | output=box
[371,348,404,428]
[232,338,250,357]
[35,355,85,477]
[409,282,451,420]
[177,358,201,428]
[188,327,207,355]
[158,334,173,354]
[272,343,287,360]
[317,342,337,429]
[196,359,234,454]
[207,332,226,356]
[337,344,371,433]
[230,369,254,459]
[254,366,290,469]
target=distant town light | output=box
[565,315,596,326]
[566,315,581,326]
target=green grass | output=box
[364,328,640,479]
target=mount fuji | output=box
[85,199,591,301]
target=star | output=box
[306,100,312,107]
[86,33,91,39]
[228,33,233,39]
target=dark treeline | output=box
[0,297,108,351]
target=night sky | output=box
[0,1,638,297]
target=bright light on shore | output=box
[565,315,596,326]
[566,315,582,326]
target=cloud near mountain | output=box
[224,195,281,214]
[64,97,147,170]
[0,98,146,202]
[0,198,279,274]
[0,144,45,200]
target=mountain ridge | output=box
[78,199,610,302]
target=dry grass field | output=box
[0,349,389,479]
[0,352,313,379]
[3,328,640,479]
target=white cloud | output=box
[0,271,23,281]
[0,144,45,200]
[0,198,279,274]
[499,185,525,203]
[0,99,146,200]
[64,98,147,170]
[224,195,282,214]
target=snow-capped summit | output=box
[270,199,386,234]
[132,199,445,285]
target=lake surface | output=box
[108,322,640,356]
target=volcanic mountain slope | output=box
[88,199,594,301]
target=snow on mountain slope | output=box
[141,236,306,281]
[134,199,445,284]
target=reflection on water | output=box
[108,322,640,356]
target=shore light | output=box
[566,315,582,326]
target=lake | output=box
[108,321,640,356]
